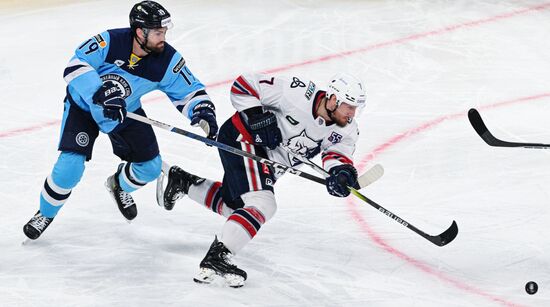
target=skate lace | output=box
[119,191,135,208]
[222,252,237,268]
[30,215,50,231]
[171,188,185,202]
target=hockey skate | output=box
[193,236,247,288]
[163,165,204,210]
[105,163,137,221]
[23,210,54,240]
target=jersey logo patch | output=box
[114,60,125,67]
[305,81,316,100]
[285,115,299,125]
[172,57,186,73]
[290,77,306,88]
[100,74,132,98]
[328,132,343,144]
[285,130,322,166]
[127,54,141,70]
[93,34,107,48]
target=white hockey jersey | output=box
[230,73,359,178]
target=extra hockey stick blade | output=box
[468,108,550,149]
[428,220,458,247]
[349,188,458,247]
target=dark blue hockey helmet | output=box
[129,1,173,30]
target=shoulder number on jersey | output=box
[78,34,106,55]
[259,77,274,85]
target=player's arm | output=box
[63,32,110,106]
[160,54,217,139]
[322,128,360,197]
[230,73,284,149]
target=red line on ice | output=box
[349,92,550,307]
[2,2,548,139]
[2,2,549,305]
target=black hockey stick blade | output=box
[427,220,458,246]
[468,108,550,149]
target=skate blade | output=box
[193,268,245,288]
[156,169,166,208]
[224,274,245,288]
[193,268,216,284]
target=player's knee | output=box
[51,151,86,189]
[241,190,277,222]
[130,155,162,183]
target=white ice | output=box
[1,1,549,306]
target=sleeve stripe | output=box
[231,85,248,96]
[190,89,207,99]
[63,65,86,78]
[63,59,94,84]
[322,151,353,165]
[172,89,209,107]
[234,76,259,99]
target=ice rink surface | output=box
[1,0,549,306]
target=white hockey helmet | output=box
[325,73,366,109]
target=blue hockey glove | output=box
[247,111,282,150]
[326,164,360,197]
[92,81,127,122]
[190,101,218,140]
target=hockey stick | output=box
[468,108,550,149]
[126,112,327,185]
[283,147,458,247]
[280,145,384,188]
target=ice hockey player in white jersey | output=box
[161,73,366,287]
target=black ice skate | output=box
[193,236,247,288]
[163,166,204,210]
[23,210,54,240]
[105,163,137,221]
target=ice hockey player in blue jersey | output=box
[23,1,218,240]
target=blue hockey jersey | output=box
[63,28,211,133]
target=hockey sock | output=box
[188,179,233,218]
[220,190,276,254]
[117,156,161,193]
[40,152,86,218]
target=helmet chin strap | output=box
[135,28,153,54]
[324,96,338,122]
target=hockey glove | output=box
[92,81,127,122]
[190,101,218,140]
[326,164,360,197]
[247,111,282,150]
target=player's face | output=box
[331,102,357,127]
[145,27,168,53]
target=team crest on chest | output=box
[284,130,322,166]
[100,74,132,98]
